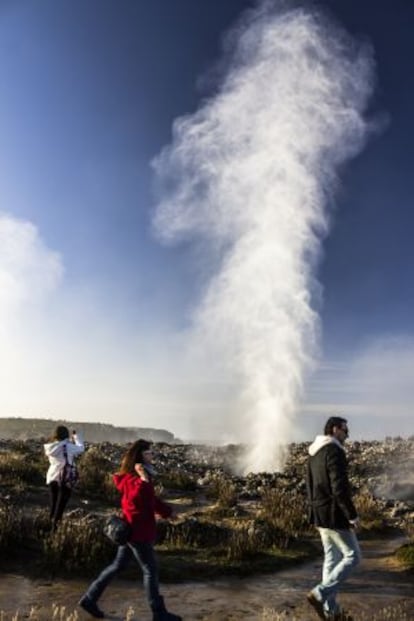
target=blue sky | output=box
[0,0,413,444]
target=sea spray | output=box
[153,1,375,472]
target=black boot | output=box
[79,595,105,619]
[152,596,182,621]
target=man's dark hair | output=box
[324,416,348,435]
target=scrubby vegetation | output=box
[0,441,45,488]
[353,487,388,533]
[0,440,313,580]
[75,446,119,502]
[0,436,413,582]
[396,540,414,570]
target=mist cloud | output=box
[0,213,63,327]
[0,212,172,429]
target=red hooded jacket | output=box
[113,472,172,543]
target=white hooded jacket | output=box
[44,433,84,484]
[308,434,345,456]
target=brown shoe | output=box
[306,592,326,620]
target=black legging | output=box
[49,481,72,527]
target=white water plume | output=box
[153,1,376,472]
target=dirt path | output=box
[0,537,413,620]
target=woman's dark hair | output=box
[120,439,152,474]
[50,425,70,442]
[324,416,347,435]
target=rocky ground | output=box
[125,437,414,527]
[0,436,413,620]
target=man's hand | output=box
[349,517,360,531]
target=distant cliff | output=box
[0,417,176,444]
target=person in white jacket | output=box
[44,425,84,529]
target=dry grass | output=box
[0,602,410,621]
[261,600,410,620]
[158,470,197,492]
[354,488,386,531]
[160,516,228,548]
[42,515,114,575]
[0,603,136,620]
[204,477,239,518]
[259,486,310,548]
[75,447,118,502]
[395,540,414,569]
[0,505,50,556]
[0,449,44,487]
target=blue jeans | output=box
[84,542,163,612]
[312,527,361,615]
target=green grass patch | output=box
[157,539,317,581]
[395,541,414,569]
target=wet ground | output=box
[0,537,413,620]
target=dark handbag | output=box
[59,445,79,489]
[104,514,132,545]
[60,462,79,489]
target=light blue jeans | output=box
[312,527,361,616]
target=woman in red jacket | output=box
[79,439,182,621]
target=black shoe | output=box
[152,595,182,621]
[306,592,326,620]
[79,596,105,619]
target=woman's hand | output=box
[134,463,149,481]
